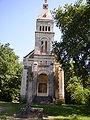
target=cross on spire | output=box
[45,0,47,3]
[43,0,48,9]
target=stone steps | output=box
[33,96,53,104]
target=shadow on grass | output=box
[0,101,26,116]
[33,104,90,118]
[0,102,90,120]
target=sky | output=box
[0,0,85,62]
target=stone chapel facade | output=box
[21,0,64,103]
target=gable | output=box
[24,49,35,59]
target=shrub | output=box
[71,114,79,120]
[67,76,90,105]
[56,99,64,105]
[84,89,90,106]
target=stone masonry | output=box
[20,0,65,103]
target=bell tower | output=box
[34,0,54,55]
[33,0,55,99]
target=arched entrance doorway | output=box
[37,73,48,96]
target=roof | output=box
[38,9,52,20]
[24,49,35,59]
[38,1,52,20]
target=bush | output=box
[71,114,79,120]
[0,115,7,120]
[67,76,90,105]
[84,89,90,106]
[71,85,85,105]
[56,99,64,105]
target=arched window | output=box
[40,26,41,31]
[45,41,47,53]
[40,61,43,65]
[48,26,50,31]
[41,41,43,53]
[45,26,47,31]
[43,26,44,31]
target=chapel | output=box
[21,0,64,103]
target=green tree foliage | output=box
[53,1,90,104]
[0,43,22,102]
[67,76,90,104]
[86,0,90,4]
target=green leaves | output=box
[53,1,90,104]
[67,76,90,104]
[66,76,90,104]
[0,43,22,102]
[54,1,90,82]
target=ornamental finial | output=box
[45,0,47,3]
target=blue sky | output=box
[0,0,85,61]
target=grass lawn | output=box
[0,101,90,120]
[0,101,26,119]
[33,104,90,120]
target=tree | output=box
[86,0,90,4]
[67,76,90,104]
[0,43,22,102]
[53,0,90,104]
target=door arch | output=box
[37,73,48,96]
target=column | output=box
[20,69,27,98]
[27,81,33,103]
[61,70,64,99]
[58,68,64,100]
[27,66,33,103]
[58,69,62,99]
